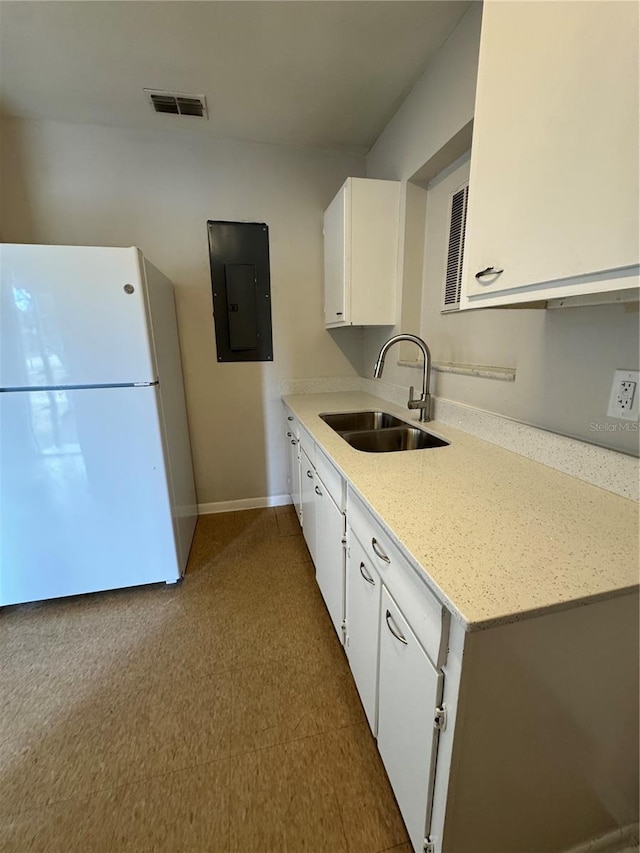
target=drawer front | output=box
[347,488,449,670]
[298,422,316,468]
[315,446,345,511]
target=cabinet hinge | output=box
[423,840,435,853]
[341,620,347,643]
[433,704,447,731]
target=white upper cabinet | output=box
[323,178,400,327]
[460,1,639,309]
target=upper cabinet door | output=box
[460,1,639,308]
[323,178,400,327]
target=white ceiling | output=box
[0,1,471,152]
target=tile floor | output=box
[0,507,410,853]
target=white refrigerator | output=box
[0,244,198,606]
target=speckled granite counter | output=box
[283,391,639,631]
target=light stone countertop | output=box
[283,391,639,631]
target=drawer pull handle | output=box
[286,431,293,437]
[371,537,391,564]
[385,609,408,645]
[475,265,504,281]
[287,416,294,421]
[290,439,297,446]
[306,470,313,479]
[359,562,375,585]
[315,485,323,497]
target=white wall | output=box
[0,117,365,504]
[365,3,639,456]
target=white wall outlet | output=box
[607,369,640,420]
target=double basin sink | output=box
[320,411,449,454]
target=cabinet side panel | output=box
[443,593,640,853]
[350,179,399,325]
[323,185,349,326]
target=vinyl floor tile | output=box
[324,723,409,853]
[0,786,119,853]
[275,504,303,536]
[0,669,232,817]
[228,735,349,853]
[110,759,230,852]
[229,648,364,756]
[1,508,408,851]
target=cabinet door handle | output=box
[385,609,408,645]
[287,416,294,421]
[315,485,323,496]
[371,537,391,564]
[286,431,293,437]
[336,312,343,316]
[306,470,314,479]
[475,266,504,280]
[359,562,375,585]
[290,439,297,446]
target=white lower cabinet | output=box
[345,530,381,734]
[286,410,346,645]
[378,587,443,853]
[300,447,316,563]
[314,473,345,642]
[282,408,638,853]
[283,410,446,851]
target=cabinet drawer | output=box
[298,423,315,467]
[315,447,345,511]
[347,488,449,670]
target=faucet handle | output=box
[408,386,423,408]
[408,386,428,410]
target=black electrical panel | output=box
[207,221,273,362]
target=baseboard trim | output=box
[198,495,292,515]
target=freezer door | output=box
[0,244,157,389]
[0,385,180,605]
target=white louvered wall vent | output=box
[144,89,208,119]
[442,182,469,311]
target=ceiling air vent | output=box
[144,89,208,119]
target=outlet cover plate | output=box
[607,369,640,420]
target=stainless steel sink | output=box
[319,410,449,452]
[320,411,406,432]
[342,426,449,453]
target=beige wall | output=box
[0,117,365,504]
[365,3,639,456]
